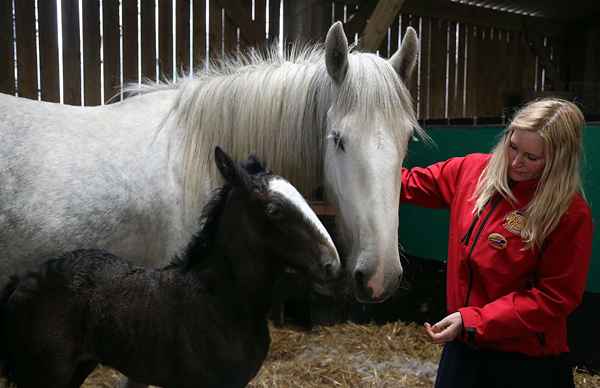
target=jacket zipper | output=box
[463,196,501,306]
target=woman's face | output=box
[507,130,546,182]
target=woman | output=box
[401,98,593,388]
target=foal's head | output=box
[212,147,341,289]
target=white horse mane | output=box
[125,43,421,211]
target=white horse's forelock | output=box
[125,43,421,216]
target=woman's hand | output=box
[424,312,463,344]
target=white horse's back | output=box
[0,92,184,285]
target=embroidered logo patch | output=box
[488,233,507,250]
[504,210,525,235]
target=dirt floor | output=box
[3,321,599,387]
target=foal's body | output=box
[0,149,340,388]
[6,251,268,388]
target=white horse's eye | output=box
[328,131,346,152]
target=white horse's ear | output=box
[389,27,419,84]
[325,21,349,84]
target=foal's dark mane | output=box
[170,155,271,271]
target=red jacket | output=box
[401,153,593,356]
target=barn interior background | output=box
[1,0,600,377]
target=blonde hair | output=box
[473,98,586,249]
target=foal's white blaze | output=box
[268,178,338,259]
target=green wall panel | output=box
[399,126,600,292]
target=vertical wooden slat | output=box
[82,0,101,105]
[15,0,37,99]
[268,0,280,43]
[122,0,138,84]
[192,0,206,68]
[61,0,81,105]
[521,32,536,100]
[141,0,156,81]
[103,0,120,102]
[494,29,509,116]
[428,18,447,119]
[223,11,237,55]
[477,26,490,116]
[333,1,344,24]
[446,21,457,118]
[176,0,190,74]
[465,24,478,117]
[254,0,266,45]
[159,0,174,81]
[208,0,221,59]
[38,0,59,102]
[389,14,399,57]
[0,0,15,95]
[454,21,466,118]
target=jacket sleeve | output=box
[400,156,465,208]
[458,203,593,344]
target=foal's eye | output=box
[329,131,346,152]
[265,203,283,219]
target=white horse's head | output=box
[322,22,420,303]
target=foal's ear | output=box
[214,146,248,187]
[325,21,349,84]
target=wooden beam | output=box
[360,0,406,52]
[343,1,377,38]
[216,0,264,46]
[402,0,564,37]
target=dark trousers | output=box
[435,341,575,388]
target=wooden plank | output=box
[37,0,59,102]
[122,0,138,85]
[176,0,191,74]
[465,24,478,117]
[446,21,457,118]
[360,0,407,52]
[389,14,399,57]
[192,0,206,68]
[141,0,157,81]
[15,0,37,99]
[428,18,446,119]
[454,21,466,117]
[208,0,222,59]
[103,0,120,102]
[402,0,564,37]
[217,0,263,47]
[333,1,345,24]
[223,11,237,55]
[82,0,101,105]
[254,0,266,45]
[0,0,15,95]
[159,0,173,81]
[268,0,280,43]
[61,0,81,105]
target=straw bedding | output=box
[3,321,598,387]
[81,321,600,387]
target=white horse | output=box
[0,22,420,306]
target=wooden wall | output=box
[0,0,568,118]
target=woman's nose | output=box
[512,154,523,167]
